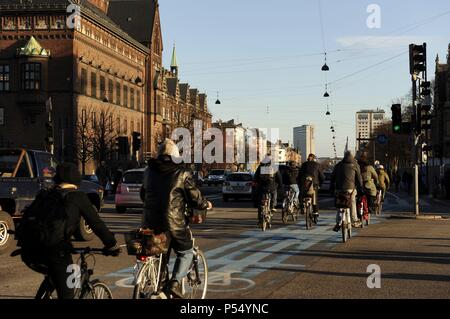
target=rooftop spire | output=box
[170,43,178,76]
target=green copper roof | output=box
[170,44,178,68]
[18,36,50,57]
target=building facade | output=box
[0,0,212,173]
[293,125,315,162]
[355,109,386,150]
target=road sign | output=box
[376,134,388,145]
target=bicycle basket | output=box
[125,229,171,257]
[335,191,353,209]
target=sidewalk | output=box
[269,217,450,299]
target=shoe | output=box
[271,208,277,213]
[352,221,362,228]
[332,224,341,232]
[165,279,184,299]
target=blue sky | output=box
[159,0,450,157]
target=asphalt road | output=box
[1,186,449,299]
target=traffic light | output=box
[418,104,432,131]
[420,81,431,97]
[45,121,54,144]
[116,136,128,156]
[132,131,141,152]
[409,43,426,75]
[391,104,402,134]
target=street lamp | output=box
[215,91,221,104]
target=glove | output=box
[103,243,121,257]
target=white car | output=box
[222,172,254,202]
[115,168,145,213]
[206,169,228,186]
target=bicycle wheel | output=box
[341,210,348,243]
[305,204,312,230]
[184,249,208,299]
[133,259,161,299]
[281,205,288,224]
[91,280,113,299]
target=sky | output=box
[158,0,450,158]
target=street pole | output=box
[412,77,420,216]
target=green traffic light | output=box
[394,125,401,132]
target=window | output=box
[18,16,32,30]
[109,115,113,132]
[116,82,121,105]
[100,75,106,100]
[123,85,128,107]
[21,63,41,90]
[108,79,113,102]
[80,68,87,94]
[50,15,65,29]
[136,91,141,111]
[130,88,135,109]
[123,119,127,135]
[2,17,16,30]
[81,109,87,124]
[116,118,120,134]
[131,121,134,133]
[90,72,97,98]
[34,16,48,30]
[0,65,10,92]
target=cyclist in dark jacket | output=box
[30,163,120,299]
[142,139,212,298]
[254,156,282,218]
[282,161,300,205]
[298,154,325,216]
[330,151,364,230]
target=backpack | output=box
[17,188,71,253]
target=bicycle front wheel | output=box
[184,249,208,299]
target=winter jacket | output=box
[330,155,363,193]
[254,163,282,191]
[360,164,379,197]
[142,156,209,251]
[298,160,324,187]
[378,169,390,191]
[282,166,299,185]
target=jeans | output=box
[335,189,358,224]
[172,248,194,283]
[289,184,300,204]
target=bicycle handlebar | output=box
[71,247,106,255]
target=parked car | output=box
[222,172,255,201]
[206,169,228,186]
[82,174,100,185]
[0,148,104,254]
[115,168,145,214]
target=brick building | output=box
[0,0,212,173]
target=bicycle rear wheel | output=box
[80,280,113,299]
[305,204,312,230]
[133,259,162,299]
[184,249,208,299]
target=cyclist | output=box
[254,155,282,222]
[330,151,364,231]
[281,161,300,207]
[18,162,121,299]
[376,164,390,201]
[358,152,379,216]
[298,154,324,217]
[142,139,212,299]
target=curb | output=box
[388,214,447,220]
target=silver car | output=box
[115,168,145,213]
[222,172,254,201]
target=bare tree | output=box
[92,107,118,164]
[73,112,94,176]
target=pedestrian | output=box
[358,153,379,216]
[376,164,390,202]
[95,160,109,189]
[113,168,123,194]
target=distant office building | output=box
[293,125,315,162]
[356,109,386,150]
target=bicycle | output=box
[281,187,299,224]
[35,247,114,299]
[259,190,272,232]
[357,195,370,228]
[130,232,208,299]
[338,208,352,243]
[301,177,317,230]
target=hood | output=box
[148,156,182,175]
[343,153,354,164]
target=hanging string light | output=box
[215,91,221,104]
[323,83,330,97]
[321,52,330,72]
